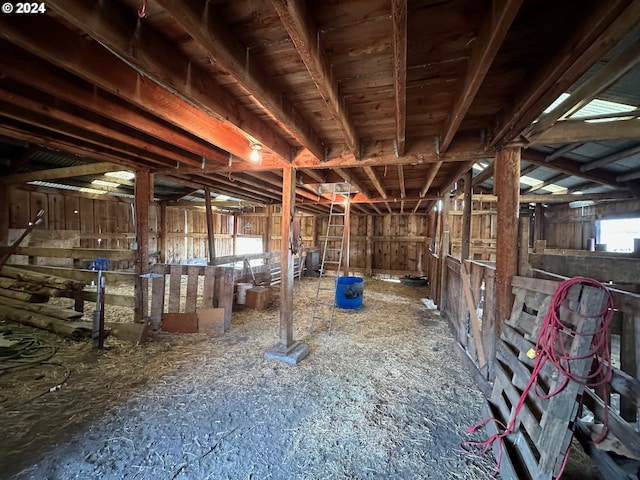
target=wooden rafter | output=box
[525,118,640,145]
[363,166,387,199]
[438,160,475,196]
[0,162,120,185]
[0,101,179,170]
[332,168,372,199]
[35,2,290,162]
[522,173,569,194]
[440,0,522,153]
[156,0,323,161]
[0,86,213,169]
[580,144,640,172]
[419,161,443,197]
[391,0,407,156]
[271,0,359,157]
[519,164,540,178]
[491,0,640,147]
[545,142,584,162]
[522,150,621,187]
[617,169,640,183]
[471,160,495,187]
[0,42,232,168]
[397,165,406,199]
[525,38,640,139]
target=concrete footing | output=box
[264,341,309,365]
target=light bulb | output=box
[250,148,260,162]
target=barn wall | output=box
[448,199,497,260]
[543,198,640,250]
[317,211,436,276]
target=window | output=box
[597,217,640,253]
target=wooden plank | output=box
[149,265,165,329]
[0,246,135,261]
[482,400,520,480]
[460,262,486,367]
[11,264,135,285]
[494,364,543,444]
[1,162,120,185]
[168,264,182,313]
[620,310,639,422]
[77,290,135,308]
[220,268,234,332]
[184,265,199,313]
[197,308,224,336]
[529,253,640,284]
[537,284,607,475]
[202,266,216,309]
[583,389,640,458]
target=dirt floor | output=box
[0,277,601,479]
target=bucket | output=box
[335,276,364,309]
[236,283,254,305]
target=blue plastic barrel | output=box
[335,276,364,309]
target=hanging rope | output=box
[463,276,615,478]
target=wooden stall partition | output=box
[441,256,497,386]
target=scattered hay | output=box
[2,277,497,479]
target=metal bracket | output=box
[435,136,440,156]
[393,138,399,158]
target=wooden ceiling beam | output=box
[331,168,372,199]
[440,0,522,153]
[437,159,475,195]
[397,165,406,199]
[391,0,407,156]
[5,9,287,164]
[525,38,640,139]
[616,168,640,183]
[522,173,570,194]
[299,192,440,206]
[464,191,633,204]
[301,169,326,184]
[0,162,120,185]
[419,161,443,197]
[0,42,231,168]
[522,150,621,187]
[293,135,488,169]
[0,86,211,169]
[491,0,640,147]
[0,102,178,170]
[363,166,388,199]
[523,118,640,146]
[271,0,359,157]
[471,160,495,187]
[0,122,159,171]
[565,181,600,194]
[545,142,584,162]
[156,0,324,160]
[580,143,640,172]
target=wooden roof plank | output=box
[271,0,360,157]
[491,0,640,147]
[440,0,522,153]
[41,0,291,162]
[525,38,640,139]
[581,144,640,172]
[525,118,640,146]
[1,162,121,185]
[363,166,388,199]
[156,0,325,160]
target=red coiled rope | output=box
[463,276,615,478]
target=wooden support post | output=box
[533,203,544,242]
[461,170,472,261]
[159,202,168,264]
[265,167,309,364]
[220,267,234,331]
[204,187,216,264]
[494,147,520,336]
[365,215,373,276]
[343,200,351,276]
[134,170,152,323]
[232,213,238,256]
[518,216,531,277]
[280,167,295,348]
[439,193,451,310]
[264,205,273,253]
[0,187,8,246]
